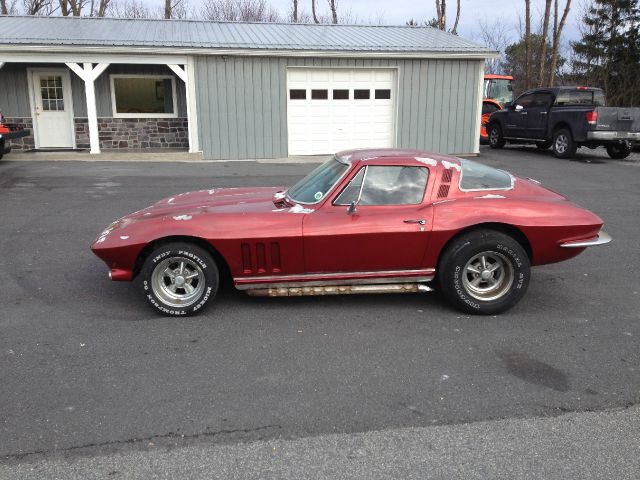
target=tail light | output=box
[585,111,598,125]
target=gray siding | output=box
[194,56,482,160]
[0,63,187,119]
[0,65,32,117]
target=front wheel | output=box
[139,242,219,316]
[606,142,631,160]
[552,128,577,158]
[438,230,530,315]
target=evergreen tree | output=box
[572,0,640,106]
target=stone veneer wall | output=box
[2,116,189,151]
[75,117,189,150]
[3,117,35,151]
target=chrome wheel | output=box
[554,134,568,154]
[490,128,499,145]
[462,251,514,301]
[151,257,205,308]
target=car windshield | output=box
[459,159,513,190]
[287,157,350,204]
[486,79,513,106]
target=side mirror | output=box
[347,200,358,215]
[515,104,524,112]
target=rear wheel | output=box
[606,142,631,160]
[552,128,577,158]
[488,123,506,149]
[438,230,530,315]
[139,242,219,316]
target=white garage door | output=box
[287,68,396,155]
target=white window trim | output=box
[109,74,178,119]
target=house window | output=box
[110,75,177,118]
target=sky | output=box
[265,0,585,45]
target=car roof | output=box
[335,148,461,168]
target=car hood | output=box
[127,186,287,221]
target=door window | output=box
[515,94,535,109]
[532,93,553,109]
[334,166,429,206]
[39,75,65,111]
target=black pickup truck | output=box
[487,86,640,159]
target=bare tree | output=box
[327,0,337,24]
[548,0,571,85]
[111,0,151,18]
[524,0,531,90]
[537,0,552,86]
[1,0,8,14]
[201,0,279,22]
[476,17,512,74]
[434,0,461,34]
[292,0,297,21]
[22,0,54,14]
[435,0,445,30]
[311,0,319,23]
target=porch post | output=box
[167,62,198,154]
[66,62,109,154]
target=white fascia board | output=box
[0,45,499,61]
[0,50,189,64]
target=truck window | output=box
[554,90,606,106]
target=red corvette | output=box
[91,149,610,316]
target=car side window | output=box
[334,166,429,206]
[533,93,553,109]
[515,94,535,109]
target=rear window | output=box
[459,159,513,191]
[554,90,606,106]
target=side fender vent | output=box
[441,169,453,184]
[241,242,281,274]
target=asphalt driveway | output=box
[0,144,639,477]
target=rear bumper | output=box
[586,131,640,141]
[560,230,612,248]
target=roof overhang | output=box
[0,44,499,63]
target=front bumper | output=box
[586,131,640,141]
[560,230,612,248]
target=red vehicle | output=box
[91,149,610,316]
[481,74,514,142]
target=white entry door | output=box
[30,70,75,148]
[287,68,397,155]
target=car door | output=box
[524,92,554,139]
[504,93,535,138]
[302,164,433,273]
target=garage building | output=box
[0,16,495,160]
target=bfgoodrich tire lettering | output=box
[438,229,530,315]
[139,242,219,316]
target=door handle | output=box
[520,112,528,115]
[540,111,548,115]
[404,219,426,225]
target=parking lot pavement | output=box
[0,145,639,475]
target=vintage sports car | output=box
[91,149,611,316]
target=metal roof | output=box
[0,16,494,56]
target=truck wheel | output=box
[488,124,505,149]
[606,142,631,160]
[552,129,577,159]
[438,229,530,315]
[0,141,4,160]
[139,242,219,316]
